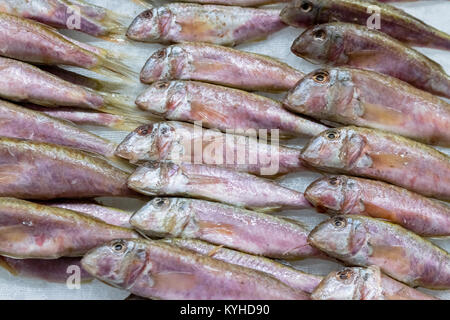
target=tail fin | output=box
[93,50,138,81]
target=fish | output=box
[311,266,437,300]
[308,215,450,289]
[0,0,127,39]
[0,256,94,283]
[0,137,136,199]
[128,161,312,211]
[283,67,450,146]
[0,197,139,259]
[0,99,118,158]
[115,121,307,175]
[290,23,450,99]
[165,238,323,293]
[140,42,304,92]
[174,0,291,6]
[81,239,311,300]
[131,197,321,259]
[301,126,450,201]
[127,3,285,46]
[305,175,450,237]
[0,12,134,78]
[280,0,450,50]
[136,80,328,138]
[46,200,134,229]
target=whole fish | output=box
[290,23,450,99]
[81,239,310,300]
[301,127,450,201]
[280,0,450,50]
[0,99,118,158]
[311,266,437,300]
[128,161,312,211]
[140,42,304,92]
[0,198,139,259]
[305,175,450,237]
[0,138,135,199]
[0,0,126,39]
[136,80,328,137]
[131,197,321,259]
[0,256,94,283]
[0,12,133,78]
[309,216,450,289]
[46,200,134,229]
[166,238,323,294]
[127,3,285,46]
[116,121,307,175]
[284,67,450,146]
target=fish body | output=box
[0,138,134,199]
[166,238,323,293]
[0,198,138,259]
[128,161,312,211]
[131,197,320,259]
[305,175,450,237]
[136,80,328,137]
[81,239,310,300]
[290,23,450,99]
[311,266,437,300]
[127,3,285,46]
[281,0,450,50]
[176,0,291,6]
[284,67,450,146]
[140,42,304,92]
[308,215,450,289]
[0,99,117,157]
[301,127,450,201]
[116,121,306,175]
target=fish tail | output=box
[93,50,138,81]
[109,117,146,131]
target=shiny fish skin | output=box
[140,42,304,92]
[128,161,312,211]
[284,67,450,146]
[0,0,125,38]
[136,80,328,137]
[0,138,135,199]
[305,175,450,237]
[290,23,450,99]
[81,239,310,300]
[0,99,117,158]
[0,12,133,78]
[116,121,307,175]
[0,198,139,259]
[281,0,450,50]
[127,3,285,46]
[311,266,437,300]
[301,127,450,201]
[176,0,291,6]
[131,197,321,259]
[0,256,94,283]
[166,238,323,294]
[308,215,450,289]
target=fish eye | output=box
[154,198,168,207]
[160,126,170,135]
[313,29,326,40]
[141,10,153,19]
[332,216,347,228]
[137,126,151,136]
[155,48,166,59]
[156,82,169,89]
[313,71,329,83]
[326,130,339,140]
[112,241,127,253]
[336,269,353,280]
[300,1,313,12]
[329,177,340,186]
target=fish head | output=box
[81,239,148,289]
[308,216,367,259]
[126,7,173,42]
[280,0,323,28]
[311,266,382,300]
[291,24,345,65]
[140,45,191,83]
[115,123,177,162]
[136,81,187,116]
[301,127,366,171]
[305,175,363,214]
[130,198,192,237]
